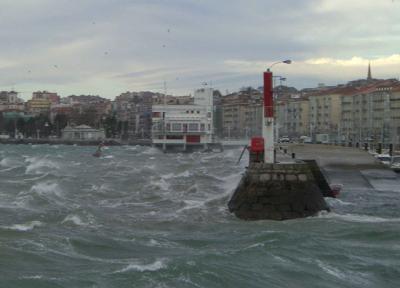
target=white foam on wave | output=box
[62,215,87,226]
[30,181,63,198]
[318,212,400,223]
[3,220,43,231]
[142,147,161,155]
[115,259,166,273]
[144,164,156,170]
[316,260,346,280]
[161,170,191,180]
[25,157,60,174]
[151,178,170,191]
[177,199,205,213]
[325,198,353,206]
[1,157,12,167]
[20,275,43,280]
[0,157,22,169]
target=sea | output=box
[0,144,399,288]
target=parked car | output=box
[300,136,312,143]
[390,156,400,172]
[278,136,290,143]
[375,154,392,166]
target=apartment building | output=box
[276,96,310,138]
[307,86,357,142]
[341,80,400,145]
[27,91,60,116]
[221,88,262,139]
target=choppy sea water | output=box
[0,144,399,288]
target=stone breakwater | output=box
[228,162,330,220]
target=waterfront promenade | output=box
[277,144,399,191]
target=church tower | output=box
[367,62,372,81]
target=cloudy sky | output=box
[0,0,399,99]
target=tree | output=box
[103,114,118,138]
[54,114,69,136]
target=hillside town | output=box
[0,65,399,148]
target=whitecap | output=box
[0,157,22,169]
[142,147,161,155]
[151,178,170,191]
[20,275,43,280]
[316,260,347,280]
[177,200,205,212]
[161,170,191,180]
[148,239,161,247]
[115,259,166,273]
[318,212,400,223]
[62,215,87,226]
[325,198,353,206]
[25,157,60,175]
[30,181,63,198]
[3,220,43,231]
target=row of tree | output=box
[0,112,131,139]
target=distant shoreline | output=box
[0,139,152,146]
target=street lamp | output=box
[267,60,292,71]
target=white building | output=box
[152,88,214,150]
[62,125,105,140]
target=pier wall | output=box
[228,162,329,220]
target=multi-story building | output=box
[276,96,310,139]
[113,91,153,139]
[152,94,193,105]
[0,91,24,112]
[341,80,400,146]
[307,86,357,142]
[221,88,262,139]
[152,88,214,150]
[27,91,60,116]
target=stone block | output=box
[251,203,263,211]
[272,174,283,181]
[285,174,297,181]
[259,174,271,182]
[298,174,308,182]
[278,204,292,212]
[259,197,272,204]
[249,174,260,182]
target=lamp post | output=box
[263,60,291,163]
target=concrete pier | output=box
[228,144,392,221]
[228,162,330,220]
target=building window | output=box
[200,124,205,131]
[188,123,199,131]
[171,123,182,131]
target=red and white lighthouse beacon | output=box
[263,69,275,163]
